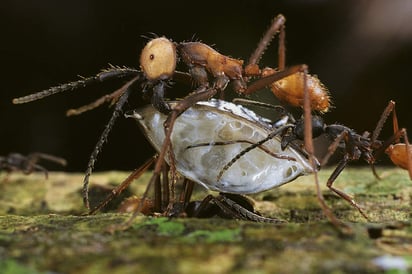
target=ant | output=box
[0,152,67,180]
[214,98,412,221]
[12,14,328,212]
[377,102,412,178]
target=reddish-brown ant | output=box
[386,143,412,173]
[13,14,329,212]
[0,152,66,180]
[376,101,412,179]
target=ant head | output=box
[294,115,325,140]
[140,37,177,81]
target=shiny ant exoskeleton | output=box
[13,14,329,211]
[0,152,67,180]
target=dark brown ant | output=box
[13,14,329,211]
[217,99,412,221]
[0,152,67,180]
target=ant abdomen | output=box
[262,68,331,113]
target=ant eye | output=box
[140,37,176,81]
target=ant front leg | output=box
[88,156,156,215]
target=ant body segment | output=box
[13,14,329,211]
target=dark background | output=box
[1,0,412,172]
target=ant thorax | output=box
[128,99,314,194]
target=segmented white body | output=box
[128,99,314,194]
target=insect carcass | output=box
[127,99,316,194]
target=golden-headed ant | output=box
[0,152,66,180]
[12,14,329,211]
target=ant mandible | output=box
[12,14,328,210]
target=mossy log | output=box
[0,168,411,273]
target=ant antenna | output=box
[82,77,138,209]
[13,67,139,105]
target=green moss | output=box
[0,260,42,274]
[0,168,411,273]
[132,217,186,237]
[183,228,241,243]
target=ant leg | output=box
[166,178,195,217]
[216,126,293,181]
[248,14,286,67]
[232,98,289,115]
[187,193,284,223]
[301,67,349,231]
[180,179,195,209]
[326,157,369,220]
[23,152,67,178]
[66,86,128,116]
[153,165,163,213]
[88,156,156,215]
[161,164,170,210]
[321,130,368,219]
[369,100,396,178]
[243,64,307,95]
[26,164,48,178]
[27,153,67,167]
[371,100,396,142]
[187,140,296,160]
[320,131,348,166]
[189,194,215,217]
[82,76,139,209]
[12,66,139,104]
[215,194,285,223]
[404,130,412,179]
